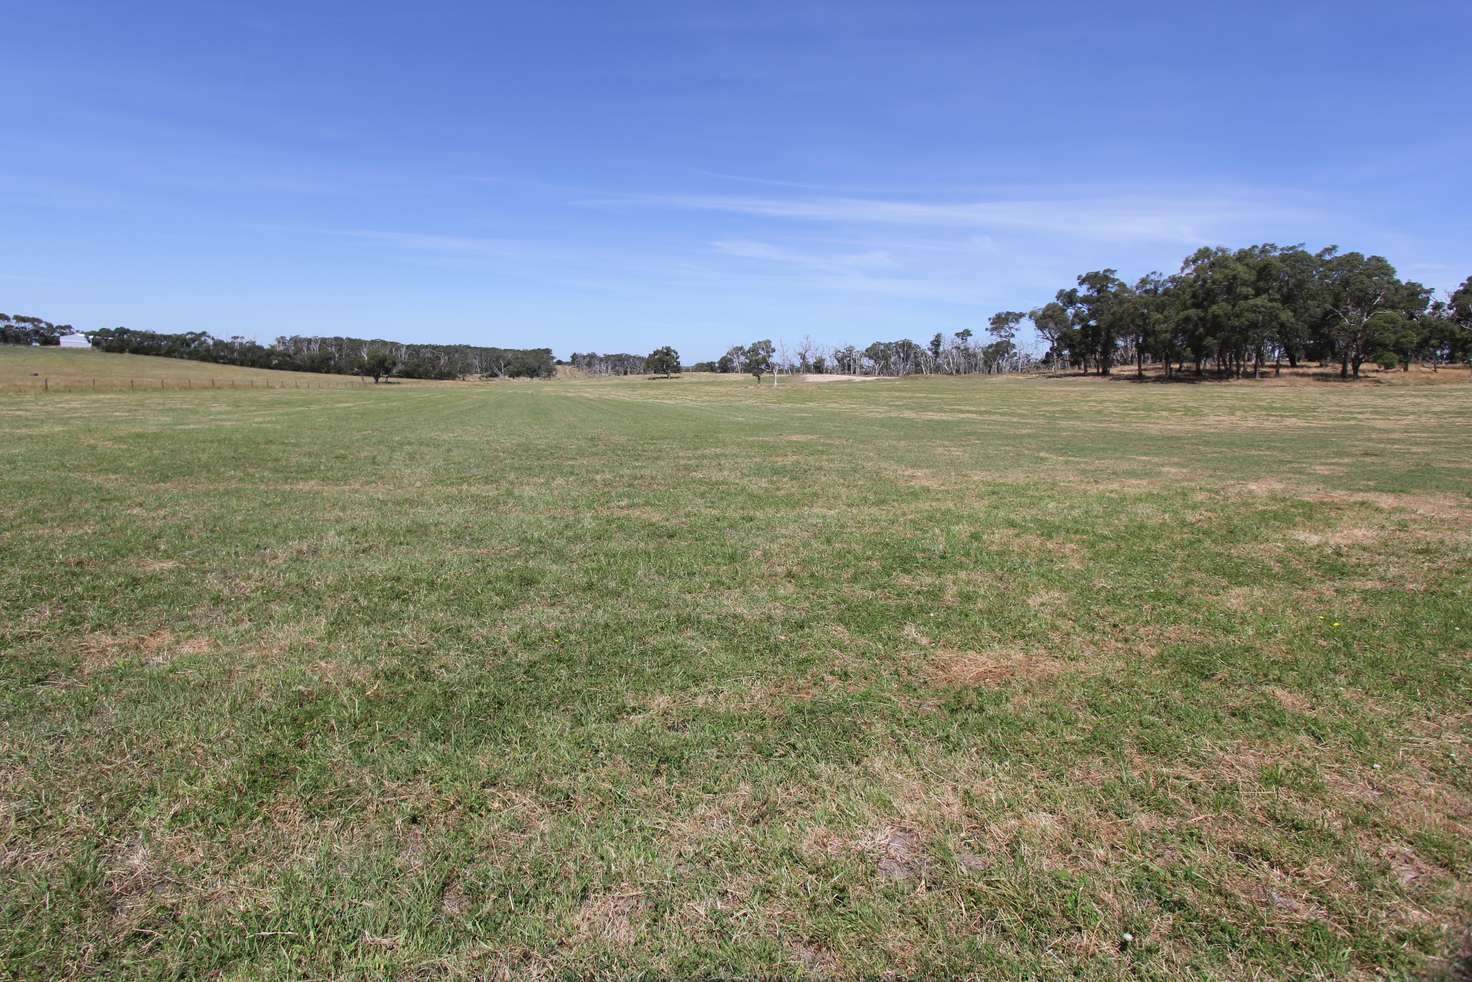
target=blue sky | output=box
[5,1,1469,360]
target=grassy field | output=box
[0,346,432,392]
[2,355,1470,979]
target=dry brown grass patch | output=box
[575,887,645,947]
[1290,526,1382,547]
[1267,686,1313,713]
[76,628,207,672]
[929,646,1065,687]
[1232,478,1472,524]
[1026,588,1069,613]
[790,941,839,975]
[895,466,947,488]
[1307,489,1472,521]
[799,823,927,882]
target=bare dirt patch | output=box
[440,877,472,916]
[873,828,921,880]
[796,373,882,383]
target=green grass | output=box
[2,361,1470,979]
[0,346,440,391]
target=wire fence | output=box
[0,375,379,394]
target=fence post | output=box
[43,377,48,392]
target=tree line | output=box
[695,332,1031,377]
[1009,245,1471,379]
[0,314,77,347]
[696,247,1470,381]
[566,352,652,376]
[9,244,1469,383]
[0,316,555,380]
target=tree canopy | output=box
[744,340,774,382]
[646,346,680,378]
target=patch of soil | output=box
[440,877,472,916]
[875,829,919,880]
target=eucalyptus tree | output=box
[953,328,976,374]
[796,336,818,373]
[1318,251,1427,377]
[1123,273,1174,377]
[1,314,65,346]
[1450,276,1472,365]
[1029,302,1072,373]
[832,345,863,375]
[987,311,1024,345]
[1453,276,1472,327]
[362,349,397,383]
[646,345,680,378]
[716,345,745,374]
[745,339,775,383]
[1059,270,1130,375]
[1261,245,1323,368]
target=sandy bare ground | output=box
[795,373,883,383]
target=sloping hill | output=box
[0,346,422,391]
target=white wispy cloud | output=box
[581,188,1320,244]
[706,239,990,303]
[695,170,972,196]
[711,239,898,273]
